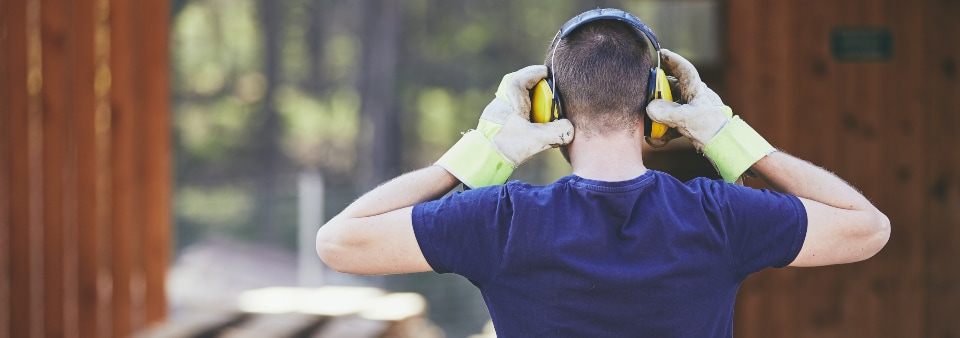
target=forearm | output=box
[753,151,890,266]
[332,165,460,221]
[751,151,874,212]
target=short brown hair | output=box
[545,20,652,137]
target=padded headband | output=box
[556,8,661,52]
[548,8,663,90]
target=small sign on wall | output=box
[831,27,893,62]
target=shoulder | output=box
[413,179,544,218]
[660,175,804,219]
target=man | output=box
[316,11,889,337]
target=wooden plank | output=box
[824,1,891,337]
[93,0,114,335]
[25,0,45,336]
[134,312,248,338]
[221,313,327,338]
[723,0,761,133]
[108,0,137,334]
[0,0,12,335]
[4,2,35,338]
[784,2,847,338]
[869,1,927,337]
[73,61,103,336]
[65,1,95,337]
[764,0,797,154]
[76,0,111,335]
[8,90,33,338]
[40,0,71,335]
[731,1,801,336]
[137,0,172,326]
[925,0,960,336]
[753,1,800,337]
[791,0,838,167]
[725,0,763,336]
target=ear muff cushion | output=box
[644,68,658,137]
[530,78,557,123]
[648,68,671,138]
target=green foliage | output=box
[276,85,360,170]
[176,99,253,160]
[323,34,359,83]
[177,185,254,230]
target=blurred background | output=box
[2,0,958,337]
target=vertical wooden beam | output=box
[725,0,761,336]
[76,0,115,336]
[6,39,31,338]
[0,0,11,334]
[925,0,960,336]
[108,0,134,334]
[872,0,927,336]
[40,0,71,335]
[4,1,33,337]
[138,0,172,326]
[730,0,801,337]
[26,0,46,336]
[784,2,843,338]
[790,0,839,167]
[829,3,885,336]
[67,0,95,337]
[753,1,798,336]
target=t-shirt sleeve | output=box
[702,181,807,280]
[411,185,514,285]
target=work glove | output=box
[646,49,775,183]
[436,65,575,188]
[644,76,684,148]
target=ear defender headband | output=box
[530,8,672,139]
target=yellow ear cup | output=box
[530,79,557,123]
[649,68,671,138]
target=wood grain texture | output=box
[40,0,70,335]
[728,0,960,336]
[1,0,170,336]
[109,0,137,334]
[0,0,13,335]
[924,0,960,336]
[138,0,172,326]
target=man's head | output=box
[545,20,653,138]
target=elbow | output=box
[315,221,351,273]
[861,209,891,260]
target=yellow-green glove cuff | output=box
[435,129,515,188]
[703,115,774,183]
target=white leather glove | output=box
[646,49,774,182]
[436,65,575,188]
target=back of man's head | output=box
[545,20,653,137]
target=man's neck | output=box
[568,127,648,182]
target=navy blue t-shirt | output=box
[412,170,806,337]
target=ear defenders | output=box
[530,8,673,139]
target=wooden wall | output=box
[0,0,171,337]
[726,0,960,336]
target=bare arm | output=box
[750,151,890,267]
[315,166,459,275]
